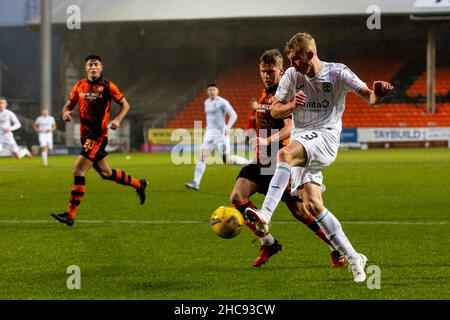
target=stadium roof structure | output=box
[28,0,450,24]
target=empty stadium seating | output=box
[165,55,450,129]
[406,67,450,97]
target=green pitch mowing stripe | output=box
[0,149,449,299]
[0,219,448,225]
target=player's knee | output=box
[303,198,324,216]
[278,148,296,165]
[277,148,289,162]
[72,168,86,177]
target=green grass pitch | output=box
[0,148,449,299]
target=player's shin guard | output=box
[107,169,142,189]
[315,208,358,260]
[260,162,291,223]
[66,176,86,220]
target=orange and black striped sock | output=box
[108,169,141,189]
[66,176,86,220]
[233,199,268,237]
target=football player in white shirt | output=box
[185,83,249,191]
[0,97,32,159]
[245,33,394,283]
[34,108,56,166]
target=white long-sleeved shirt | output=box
[204,96,237,131]
[0,109,21,138]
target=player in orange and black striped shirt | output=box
[229,49,344,268]
[51,55,147,226]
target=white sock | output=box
[259,233,275,246]
[193,161,206,185]
[42,151,48,166]
[315,208,358,260]
[260,162,291,223]
[231,155,250,165]
[17,149,29,159]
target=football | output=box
[210,206,244,239]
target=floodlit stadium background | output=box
[0,0,448,155]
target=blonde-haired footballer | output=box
[245,33,394,283]
[230,49,345,268]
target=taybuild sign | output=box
[357,127,450,142]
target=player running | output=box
[51,55,147,227]
[0,97,32,159]
[34,108,56,166]
[185,83,249,191]
[230,49,344,268]
[245,33,394,282]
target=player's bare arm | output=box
[110,97,130,130]
[62,100,77,122]
[252,118,293,147]
[358,81,394,105]
[270,91,306,119]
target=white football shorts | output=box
[0,134,20,153]
[201,128,230,155]
[39,132,53,149]
[290,128,339,194]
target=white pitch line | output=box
[0,220,447,225]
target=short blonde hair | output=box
[284,32,317,55]
[259,49,283,68]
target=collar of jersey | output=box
[304,61,325,81]
[87,75,104,85]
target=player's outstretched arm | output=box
[62,100,76,122]
[110,98,130,130]
[358,81,394,106]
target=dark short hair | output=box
[207,83,218,89]
[85,54,102,62]
[0,96,6,101]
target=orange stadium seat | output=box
[407,67,450,97]
[167,55,450,129]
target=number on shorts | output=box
[83,139,94,151]
[300,132,318,141]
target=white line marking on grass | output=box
[0,220,447,225]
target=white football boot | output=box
[185,181,199,191]
[348,253,368,283]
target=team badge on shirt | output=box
[322,82,332,92]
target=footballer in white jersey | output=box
[244,32,394,283]
[0,97,32,159]
[34,108,56,166]
[185,83,249,191]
